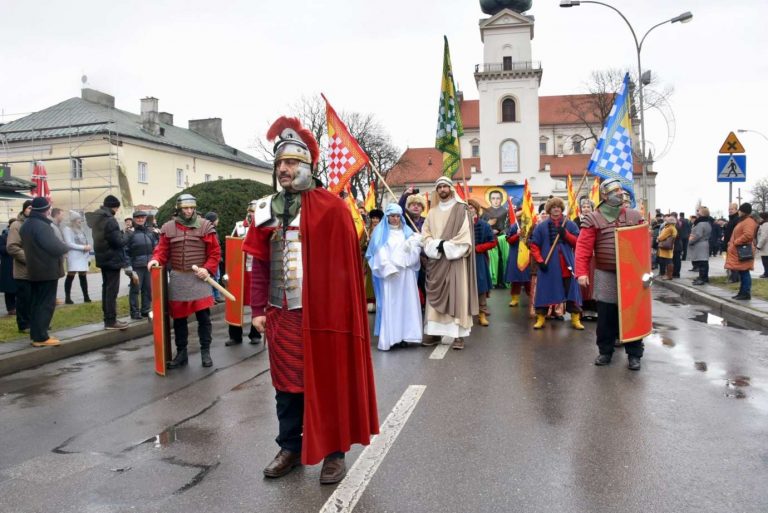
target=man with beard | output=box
[243,116,378,484]
[420,176,478,350]
[575,178,645,370]
[482,189,510,288]
[148,194,220,368]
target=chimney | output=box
[456,89,464,103]
[158,112,173,126]
[428,156,433,166]
[189,118,225,145]
[140,97,160,136]
[81,88,115,108]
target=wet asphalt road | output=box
[1,289,767,513]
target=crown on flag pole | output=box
[323,94,370,195]
[588,73,635,205]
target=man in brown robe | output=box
[420,177,478,350]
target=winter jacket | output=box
[85,206,127,270]
[677,218,692,239]
[5,212,29,280]
[688,216,712,262]
[125,225,158,268]
[757,222,768,258]
[723,213,739,246]
[62,224,91,272]
[0,227,17,293]
[725,215,758,272]
[19,212,70,281]
[709,222,723,250]
[656,223,677,259]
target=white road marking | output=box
[319,385,426,513]
[429,343,451,359]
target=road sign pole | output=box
[729,182,732,205]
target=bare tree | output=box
[561,68,674,144]
[750,177,768,213]
[252,95,401,207]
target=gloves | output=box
[538,261,548,273]
[437,240,446,255]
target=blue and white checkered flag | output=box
[588,73,636,204]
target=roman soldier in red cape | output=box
[243,116,378,485]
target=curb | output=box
[655,279,768,330]
[0,303,226,377]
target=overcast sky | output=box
[2,0,766,217]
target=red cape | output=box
[244,187,379,465]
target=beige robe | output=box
[422,199,477,337]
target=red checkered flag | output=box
[322,94,370,195]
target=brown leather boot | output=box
[451,338,465,350]
[664,264,674,280]
[421,335,441,347]
[263,449,301,478]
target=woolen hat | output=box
[30,196,51,211]
[739,203,752,215]
[103,195,121,208]
[204,212,218,223]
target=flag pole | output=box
[369,163,421,233]
[543,169,590,266]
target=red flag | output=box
[508,197,517,226]
[31,161,51,203]
[455,182,468,200]
[323,94,370,195]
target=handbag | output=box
[658,236,674,250]
[736,244,753,262]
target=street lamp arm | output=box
[737,129,768,142]
[639,19,673,52]
[577,0,640,50]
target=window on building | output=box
[472,144,480,157]
[503,56,512,71]
[572,136,584,154]
[176,169,184,188]
[138,162,148,183]
[501,98,516,122]
[539,137,548,155]
[500,140,520,173]
[204,174,212,182]
[70,158,83,180]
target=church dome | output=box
[479,0,532,15]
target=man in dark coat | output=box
[6,200,33,332]
[86,195,129,330]
[677,211,692,261]
[0,220,18,315]
[723,203,740,282]
[19,197,70,347]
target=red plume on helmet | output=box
[266,116,320,165]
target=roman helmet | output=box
[175,193,197,211]
[599,178,624,207]
[266,117,320,192]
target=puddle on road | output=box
[143,426,215,448]
[690,311,745,328]
[646,333,676,348]
[725,376,751,399]
[652,322,679,331]
[694,361,708,372]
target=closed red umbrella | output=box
[31,161,51,203]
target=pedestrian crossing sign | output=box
[717,154,747,182]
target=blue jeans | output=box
[738,270,752,295]
[211,269,222,300]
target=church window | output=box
[501,98,516,122]
[503,56,512,71]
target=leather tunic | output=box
[582,208,643,271]
[161,219,215,271]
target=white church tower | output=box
[474,8,543,188]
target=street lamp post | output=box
[560,1,692,216]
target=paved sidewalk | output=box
[655,254,768,329]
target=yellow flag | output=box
[589,176,600,207]
[345,186,365,240]
[567,174,579,221]
[517,180,533,272]
[364,181,376,212]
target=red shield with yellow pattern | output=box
[615,224,653,342]
[225,236,245,327]
[150,266,171,376]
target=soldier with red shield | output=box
[224,201,261,346]
[575,178,645,370]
